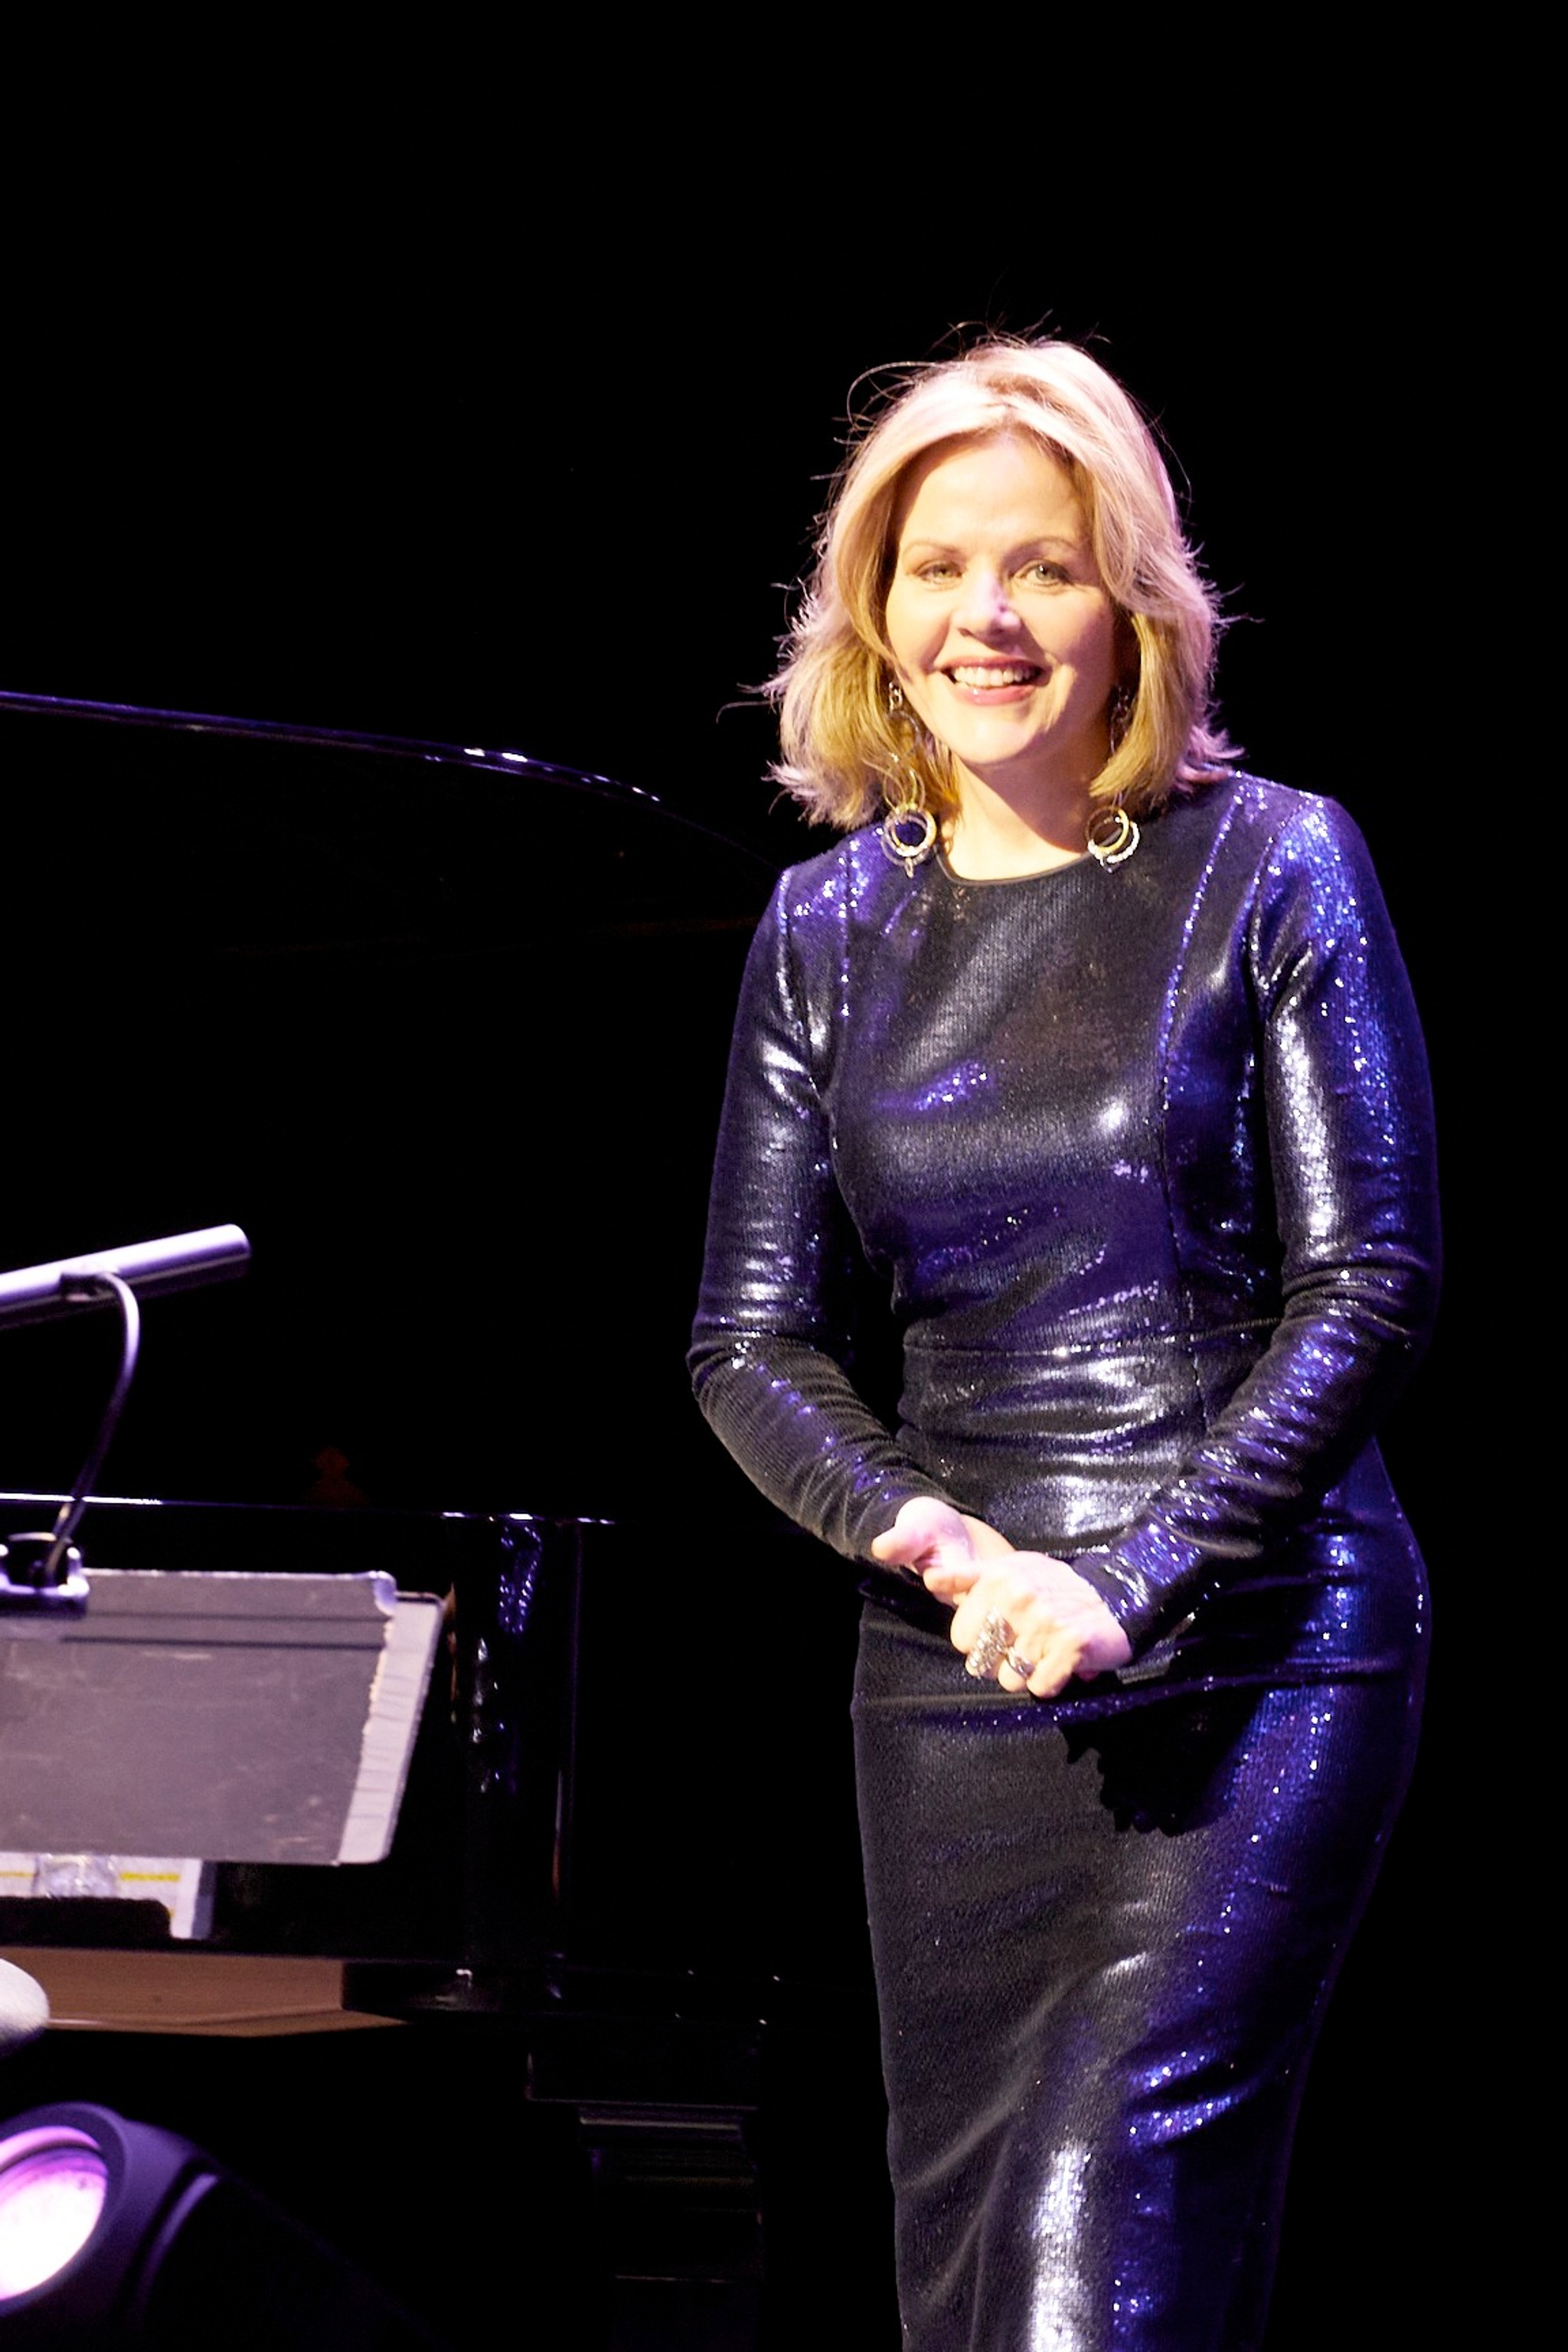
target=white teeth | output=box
[947,665,1036,688]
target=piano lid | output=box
[0,690,798,1527]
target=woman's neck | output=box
[945,770,1095,880]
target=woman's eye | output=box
[1023,560,1070,583]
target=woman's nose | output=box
[958,570,1020,634]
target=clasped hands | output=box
[870,1498,1132,1699]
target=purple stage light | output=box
[0,2101,449,2347]
[0,2123,110,2296]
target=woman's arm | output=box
[1068,797,1441,1651]
[689,874,956,1557]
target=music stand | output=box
[0,1568,441,1868]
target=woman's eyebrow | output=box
[898,531,1084,556]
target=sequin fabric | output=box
[689,776,1437,2347]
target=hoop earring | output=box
[879,680,939,877]
[1086,804,1141,870]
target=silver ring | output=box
[965,1611,1014,1680]
[1004,1650,1037,1680]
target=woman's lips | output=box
[941,662,1043,698]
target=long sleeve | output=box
[688,874,955,1559]
[1068,797,1440,1648]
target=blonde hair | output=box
[768,339,1231,829]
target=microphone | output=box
[0,1226,250,1331]
[0,1959,49,2059]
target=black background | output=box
[0,64,1500,2349]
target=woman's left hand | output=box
[943,1554,1133,1698]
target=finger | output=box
[949,1589,1006,1655]
[998,1642,1080,1700]
[871,1498,969,1569]
[922,1563,980,1602]
[962,1611,1015,1679]
[871,1525,926,1567]
[992,1643,1037,1691]
[1031,1638,1083,1697]
[947,1591,984,1649]
[988,1610,1076,1697]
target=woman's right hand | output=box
[870,1496,1015,1593]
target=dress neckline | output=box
[936,848,1092,887]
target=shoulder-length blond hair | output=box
[768,340,1231,829]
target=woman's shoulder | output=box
[1169,770,1361,844]
[1165,771,1383,893]
[762,825,914,932]
[1170,773,1406,995]
[772,823,895,894]
[736,829,908,1016]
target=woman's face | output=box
[883,433,1122,815]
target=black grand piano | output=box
[0,694,891,2349]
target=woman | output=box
[689,341,1436,2348]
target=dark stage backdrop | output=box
[2,178,1477,2345]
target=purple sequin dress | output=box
[691,776,1437,2349]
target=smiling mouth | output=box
[942,663,1042,689]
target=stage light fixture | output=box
[0,2120,109,2296]
[0,2101,446,2347]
